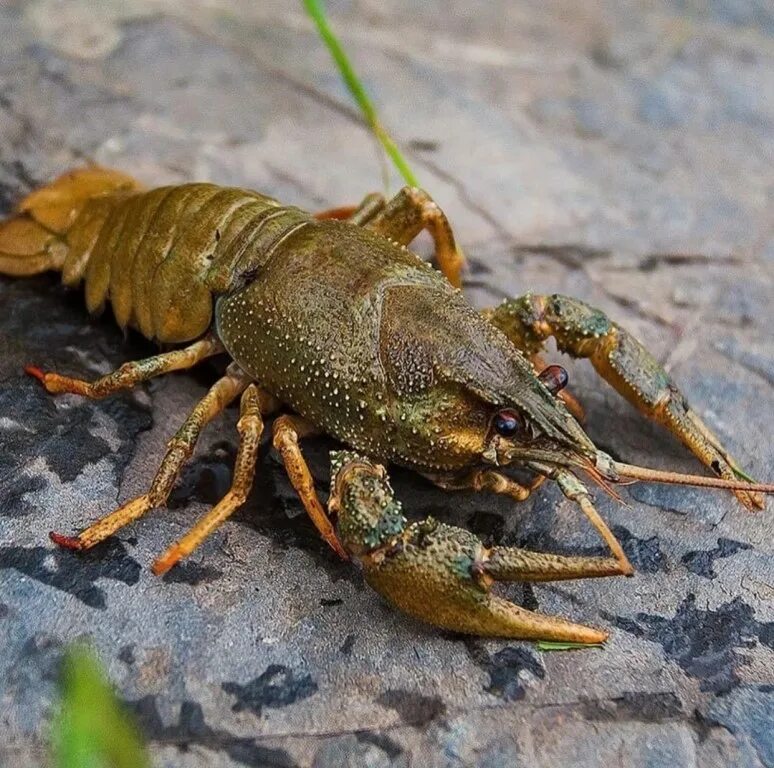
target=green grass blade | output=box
[537,640,605,651]
[53,644,149,768]
[302,0,420,188]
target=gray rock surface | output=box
[0,2,772,766]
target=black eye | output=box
[538,364,569,395]
[494,408,523,437]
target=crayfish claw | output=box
[364,536,610,642]
[330,451,613,643]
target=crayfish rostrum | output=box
[1,168,771,643]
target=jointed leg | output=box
[330,452,617,642]
[315,192,385,225]
[50,364,250,550]
[435,465,632,575]
[152,384,266,574]
[366,187,465,288]
[548,467,633,575]
[485,293,763,509]
[272,414,348,559]
[430,467,538,502]
[27,335,224,398]
[315,187,465,286]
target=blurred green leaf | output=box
[53,645,149,768]
[302,0,420,188]
[536,640,605,651]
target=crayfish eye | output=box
[493,408,523,438]
[538,364,569,396]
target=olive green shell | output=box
[0,167,307,344]
[0,167,574,474]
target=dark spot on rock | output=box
[519,583,539,612]
[485,647,545,701]
[354,731,404,759]
[464,256,492,277]
[320,597,343,607]
[168,441,236,508]
[0,602,9,618]
[581,691,683,722]
[681,538,752,579]
[0,383,151,520]
[466,509,505,545]
[606,594,774,693]
[339,634,355,656]
[118,644,136,666]
[590,41,623,70]
[407,138,438,152]
[162,560,222,586]
[21,634,63,675]
[376,688,446,727]
[222,664,318,716]
[6,633,64,694]
[612,525,668,573]
[0,540,141,609]
[126,695,297,767]
[543,584,585,608]
[464,640,545,701]
[0,475,46,517]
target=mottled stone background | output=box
[1,1,773,766]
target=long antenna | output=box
[612,461,774,493]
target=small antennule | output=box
[611,461,774,494]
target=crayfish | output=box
[1,167,771,643]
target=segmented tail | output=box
[0,167,142,278]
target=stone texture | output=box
[0,1,772,766]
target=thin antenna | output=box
[612,461,774,493]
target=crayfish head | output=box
[437,348,602,477]
[379,283,602,476]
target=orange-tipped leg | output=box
[26,336,223,398]
[273,415,348,559]
[152,384,265,575]
[49,365,249,552]
[366,187,466,288]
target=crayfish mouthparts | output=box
[594,451,620,482]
